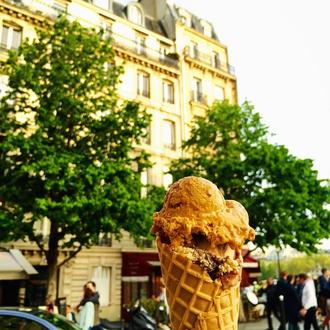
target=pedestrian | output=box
[155,284,170,327]
[285,275,302,330]
[318,268,330,299]
[296,274,304,303]
[299,273,320,330]
[77,281,100,326]
[45,295,55,313]
[318,268,330,328]
[79,286,95,330]
[265,277,281,330]
[66,304,77,323]
[275,271,290,330]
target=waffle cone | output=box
[157,238,240,330]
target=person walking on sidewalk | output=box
[265,277,281,330]
[276,271,290,330]
[299,273,320,330]
[318,268,330,328]
[285,275,302,330]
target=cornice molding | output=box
[185,55,236,82]
[0,2,49,29]
[114,47,180,79]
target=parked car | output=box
[0,308,82,330]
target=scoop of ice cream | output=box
[152,176,255,250]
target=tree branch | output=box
[57,245,82,268]
[244,245,259,257]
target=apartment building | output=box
[0,0,237,320]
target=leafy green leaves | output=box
[170,100,330,253]
[0,16,154,260]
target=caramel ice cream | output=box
[152,176,255,330]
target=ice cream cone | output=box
[157,237,240,330]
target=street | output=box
[238,317,280,330]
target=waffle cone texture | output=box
[157,238,240,330]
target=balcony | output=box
[184,46,235,76]
[112,32,179,69]
[163,142,176,150]
[4,0,66,18]
[191,91,208,105]
[137,88,150,98]
[97,233,112,247]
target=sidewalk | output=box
[238,317,280,330]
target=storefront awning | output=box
[0,249,38,280]
[122,252,159,278]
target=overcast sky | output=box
[174,0,330,180]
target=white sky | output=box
[174,0,330,180]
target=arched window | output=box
[128,4,144,26]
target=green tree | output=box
[260,254,330,279]
[170,100,330,253]
[0,16,154,296]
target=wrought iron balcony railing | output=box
[4,0,66,18]
[163,142,176,150]
[184,46,235,76]
[191,91,208,105]
[137,88,150,98]
[112,32,179,69]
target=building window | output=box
[163,166,173,190]
[162,80,174,104]
[179,9,191,27]
[192,78,203,102]
[201,20,212,37]
[137,71,150,98]
[214,85,225,101]
[101,22,112,40]
[162,120,176,150]
[0,75,8,99]
[93,0,112,11]
[190,41,199,59]
[141,124,151,145]
[141,169,150,198]
[1,24,22,50]
[159,44,167,62]
[92,266,111,306]
[135,35,146,56]
[128,5,143,26]
[211,51,220,69]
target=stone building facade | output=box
[0,0,237,321]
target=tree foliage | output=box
[261,253,330,279]
[170,100,330,253]
[0,16,154,294]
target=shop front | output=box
[0,249,38,306]
[241,250,261,287]
[121,251,162,318]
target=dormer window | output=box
[178,9,191,27]
[128,4,144,26]
[93,0,112,11]
[201,20,212,37]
